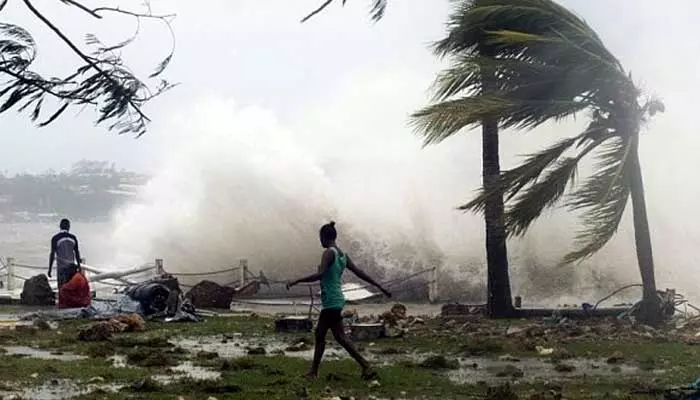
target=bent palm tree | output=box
[412,0,663,323]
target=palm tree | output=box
[412,0,664,324]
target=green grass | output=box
[1,314,700,399]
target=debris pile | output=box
[77,313,147,341]
[19,275,55,306]
[186,280,237,309]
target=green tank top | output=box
[320,247,346,310]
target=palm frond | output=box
[563,136,632,263]
[369,0,387,22]
[460,118,610,218]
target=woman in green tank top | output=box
[288,221,391,379]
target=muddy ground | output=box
[0,304,699,399]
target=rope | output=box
[168,267,240,277]
[13,263,46,270]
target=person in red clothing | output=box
[58,265,91,309]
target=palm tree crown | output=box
[411,0,662,264]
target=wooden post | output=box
[429,266,439,303]
[6,257,14,292]
[239,259,248,287]
[155,259,164,275]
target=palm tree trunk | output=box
[482,117,514,317]
[628,135,661,325]
[480,46,514,318]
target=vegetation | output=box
[0,0,175,136]
[0,313,698,399]
[412,0,663,323]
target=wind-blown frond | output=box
[563,136,633,263]
[369,0,387,22]
[460,116,611,219]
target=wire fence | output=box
[0,258,439,305]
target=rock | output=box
[506,326,526,337]
[494,365,524,378]
[275,316,313,333]
[384,325,405,339]
[285,340,312,352]
[20,275,55,306]
[499,354,520,362]
[553,363,576,373]
[247,346,266,355]
[419,355,459,370]
[348,323,385,341]
[130,377,162,392]
[185,280,237,309]
[33,318,58,331]
[30,373,39,379]
[368,380,381,389]
[536,346,554,356]
[113,313,146,332]
[606,351,625,364]
[486,384,519,400]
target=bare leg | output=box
[308,319,330,378]
[330,322,371,374]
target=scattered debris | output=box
[553,363,576,373]
[419,355,459,370]
[498,354,520,362]
[441,303,485,317]
[113,313,146,332]
[285,339,312,353]
[606,351,625,364]
[348,323,385,341]
[275,316,313,333]
[486,383,519,400]
[247,346,267,356]
[78,320,128,342]
[128,377,162,393]
[186,280,237,309]
[492,364,524,378]
[536,346,555,356]
[20,275,55,306]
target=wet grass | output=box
[2,314,700,399]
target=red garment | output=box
[58,271,91,309]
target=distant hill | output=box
[0,160,148,222]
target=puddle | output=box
[0,379,123,400]
[447,357,648,384]
[171,335,397,362]
[2,346,87,361]
[153,361,222,384]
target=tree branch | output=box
[22,0,149,122]
[0,66,92,103]
[301,0,335,23]
[60,0,175,20]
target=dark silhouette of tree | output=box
[413,0,664,324]
[0,0,176,136]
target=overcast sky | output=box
[1,0,697,175]
[5,0,700,294]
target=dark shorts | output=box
[57,264,78,288]
[318,308,343,326]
